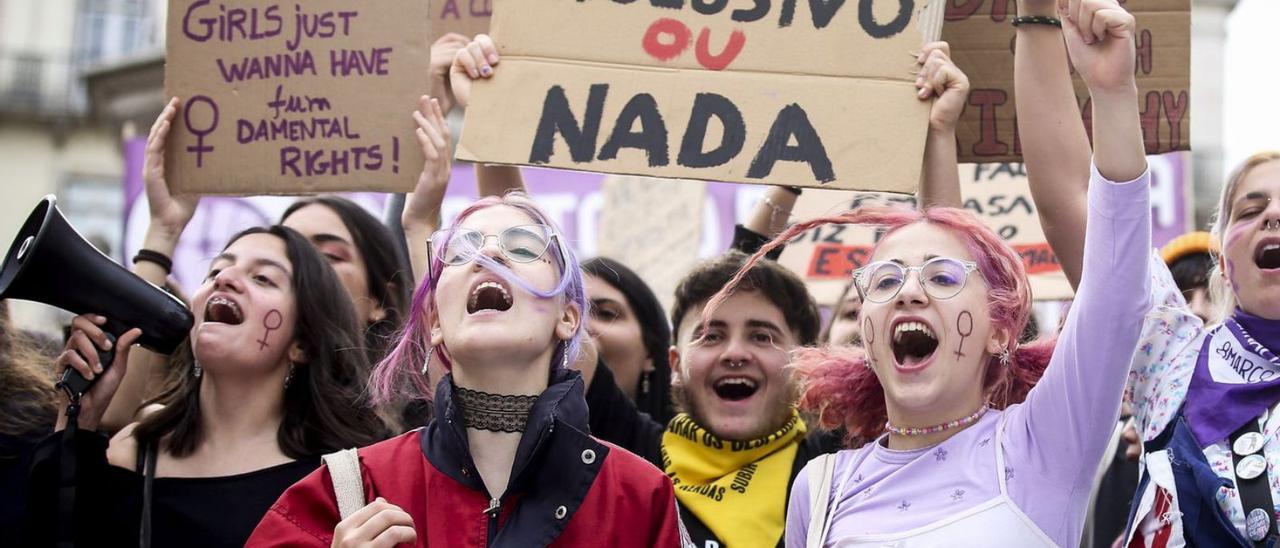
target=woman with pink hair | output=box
[706,1,1150,545]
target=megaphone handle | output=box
[56,332,117,400]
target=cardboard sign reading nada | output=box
[458,0,945,193]
[943,0,1190,163]
[164,0,431,195]
[597,175,706,313]
[778,162,1073,306]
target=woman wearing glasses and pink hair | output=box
[704,2,1150,544]
[247,193,687,547]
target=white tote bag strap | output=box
[322,448,366,520]
[806,453,837,548]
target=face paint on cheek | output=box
[1226,258,1237,290]
[862,317,874,346]
[257,309,284,351]
[954,311,974,359]
[1225,219,1256,251]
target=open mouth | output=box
[203,296,244,325]
[467,280,513,314]
[891,320,938,367]
[713,377,759,402]
[1256,242,1280,270]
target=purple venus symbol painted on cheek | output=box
[184,95,220,167]
[863,317,874,346]
[954,311,973,359]
[258,309,284,351]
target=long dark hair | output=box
[133,226,388,458]
[282,196,411,364]
[582,257,674,424]
[0,300,56,445]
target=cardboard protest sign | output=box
[431,0,490,42]
[943,0,1190,163]
[164,0,430,195]
[458,0,945,193]
[597,175,706,312]
[778,162,1073,306]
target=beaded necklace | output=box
[885,406,988,437]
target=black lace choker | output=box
[454,386,538,433]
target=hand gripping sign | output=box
[457,0,945,193]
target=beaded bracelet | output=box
[132,249,173,274]
[1012,15,1062,28]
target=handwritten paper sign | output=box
[943,0,1190,163]
[163,0,430,195]
[457,0,945,192]
[778,162,1073,306]
[597,175,706,312]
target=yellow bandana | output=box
[662,411,807,548]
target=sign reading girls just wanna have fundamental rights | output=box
[163,0,433,194]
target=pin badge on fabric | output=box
[1236,454,1268,480]
[1247,508,1271,541]
[1234,432,1266,456]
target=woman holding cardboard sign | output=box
[100,36,471,434]
[1017,0,1280,544]
[753,4,1151,542]
[23,224,389,547]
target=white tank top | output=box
[821,418,1058,547]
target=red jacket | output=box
[247,370,687,547]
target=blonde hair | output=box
[1208,151,1280,323]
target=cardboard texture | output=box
[431,0,491,42]
[597,175,706,312]
[778,161,1072,306]
[458,0,945,193]
[943,0,1190,163]
[164,0,431,195]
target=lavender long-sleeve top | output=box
[787,164,1153,546]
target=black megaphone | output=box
[0,195,194,398]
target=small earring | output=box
[284,363,296,389]
[422,347,434,375]
[641,374,651,395]
[193,360,203,378]
[998,348,1012,367]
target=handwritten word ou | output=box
[181,1,359,51]
[642,18,745,71]
[529,84,835,184]
[609,0,914,37]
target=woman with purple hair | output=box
[247,193,687,547]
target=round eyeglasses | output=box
[852,257,980,303]
[428,225,561,266]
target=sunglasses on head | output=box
[853,257,980,303]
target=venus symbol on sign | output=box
[184,95,220,167]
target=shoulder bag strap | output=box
[806,453,837,548]
[139,442,157,548]
[322,448,366,520]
